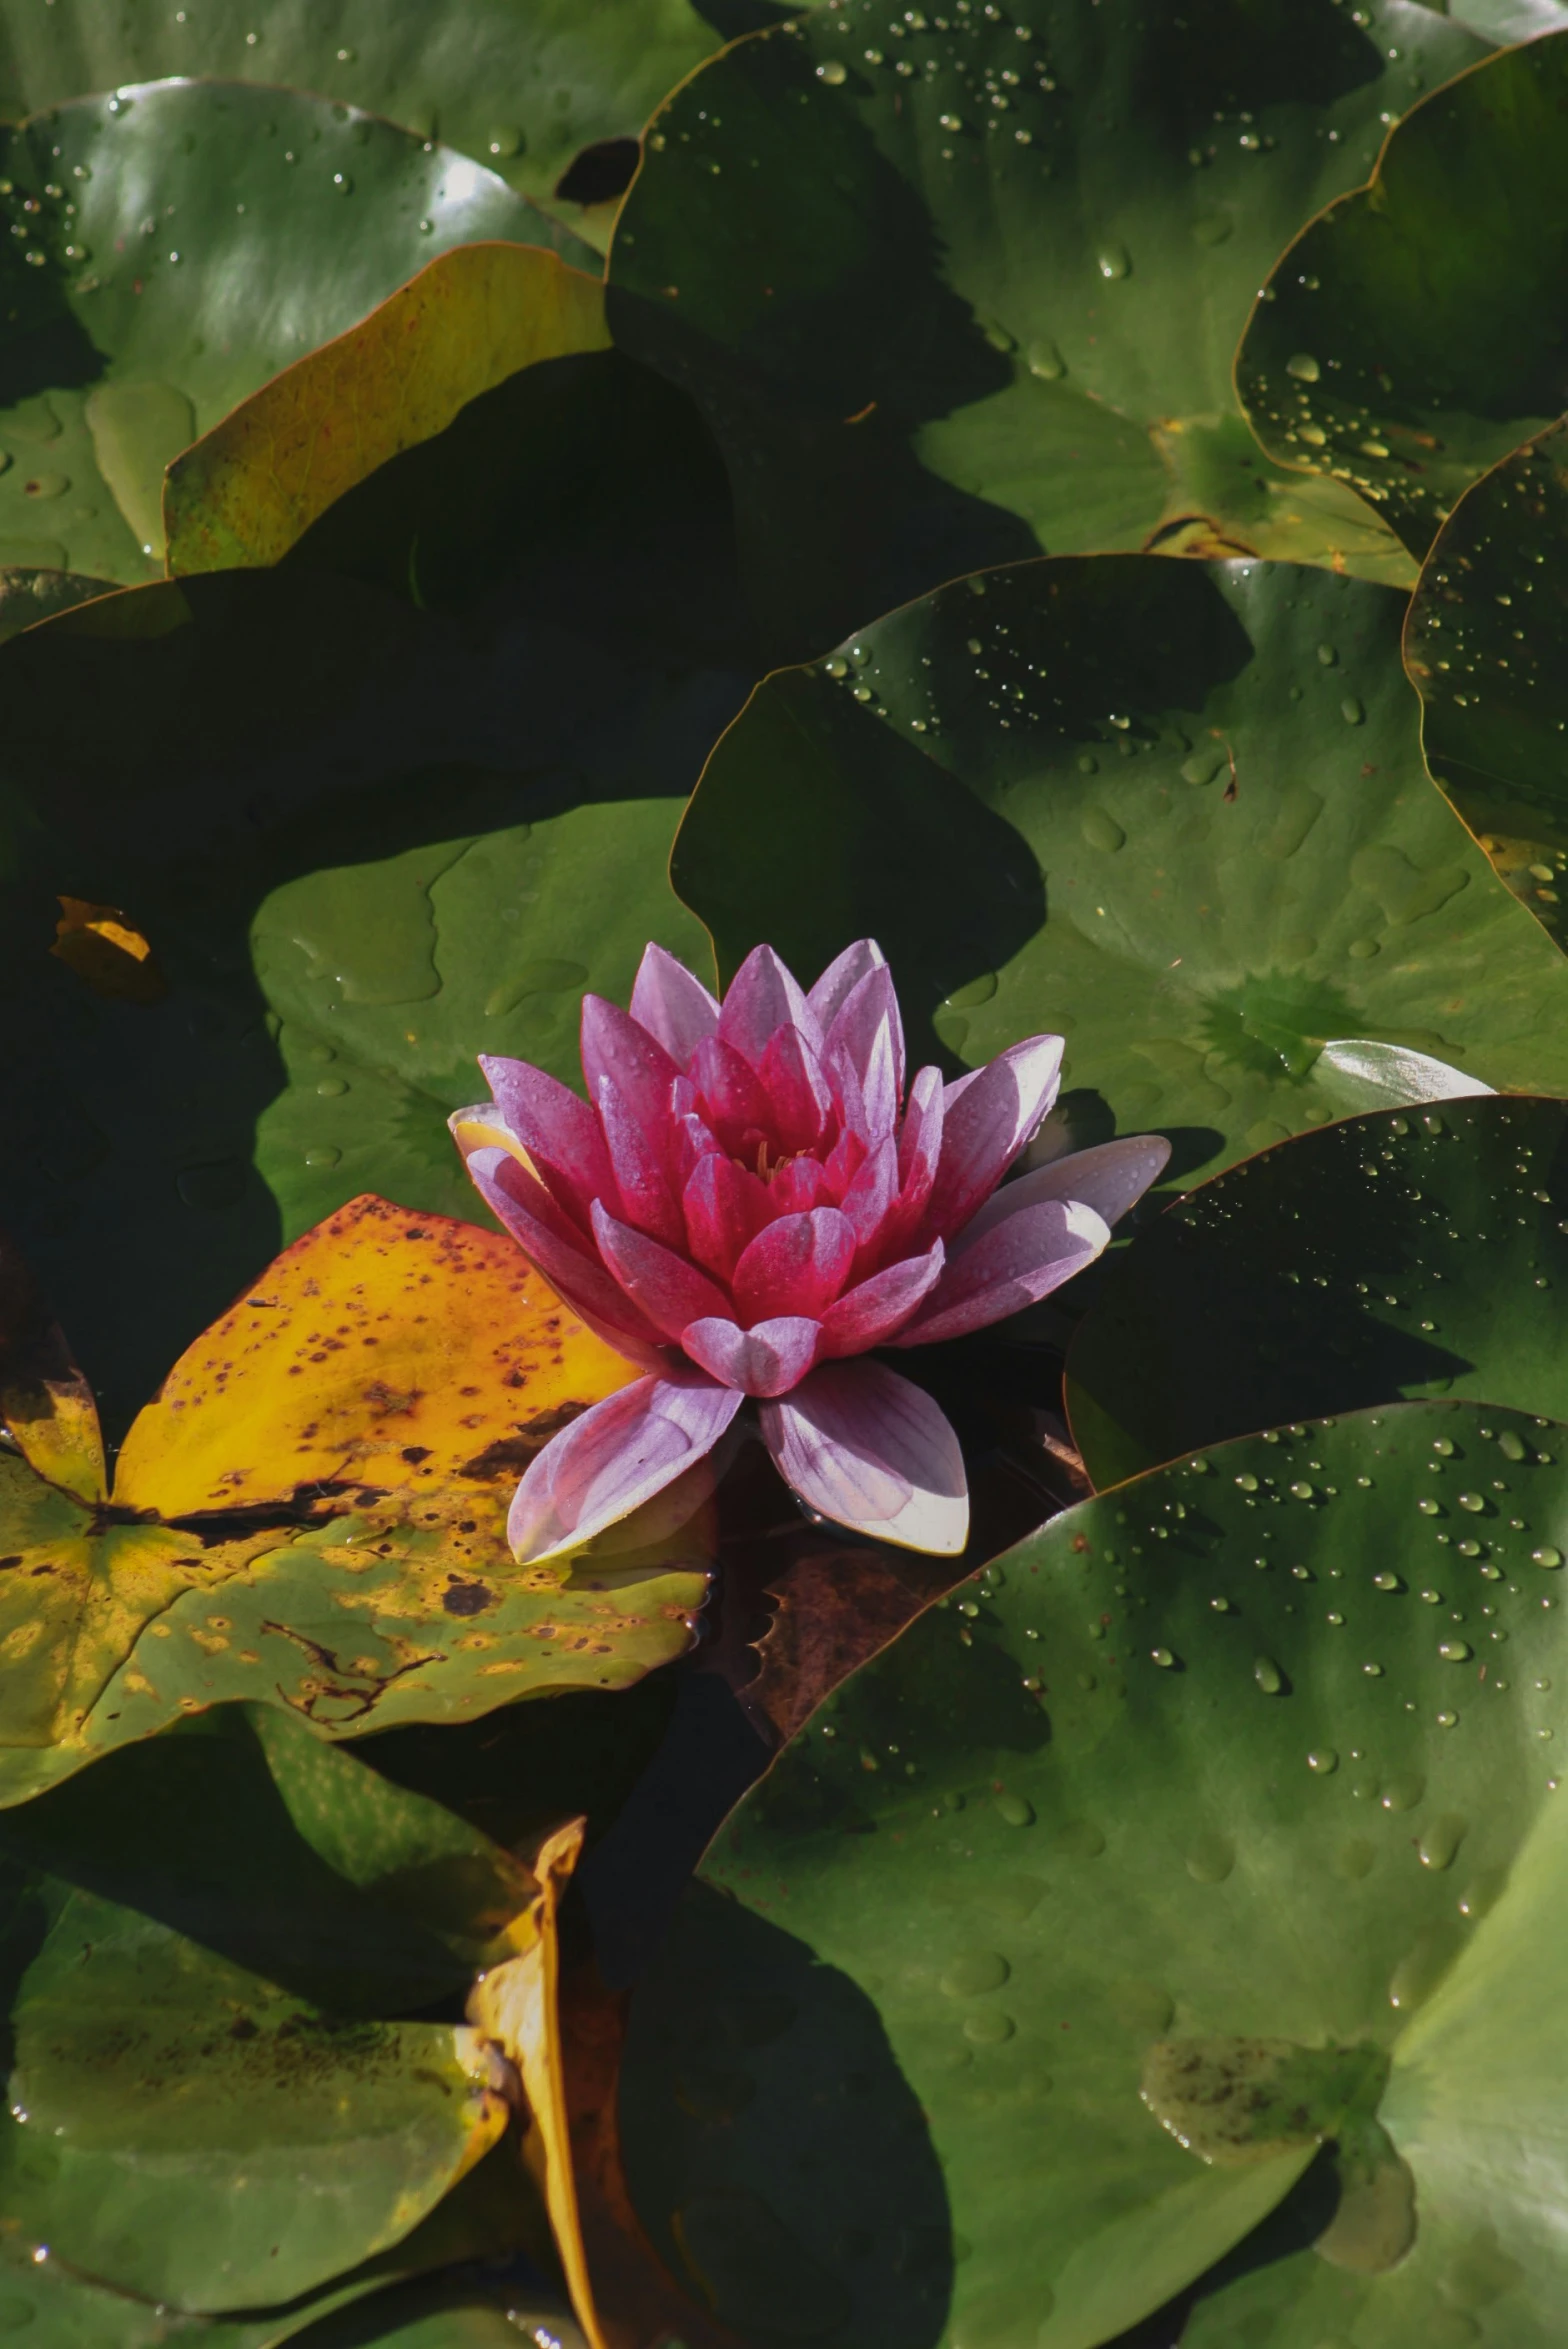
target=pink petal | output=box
[629,944,720,1071]
[891,1197,1108,1347]
[718,944,821,1069]
[733,1207,856,1324]
[477,1055,612,1230]
[507,1369,742,1565]
[769,1156,832,1215]
[690,1034,772,1156]
[896,1064,944,1197]
[839,1133,898,1255]
[758,1359,967,1555]
[580,995,680,1154]
[806,939,886,1030]
[818,1241,944,1356]
[955,1134,1172,1254]
[596,1075,684,1247]
[459,1146,669,1366]
[825,966,904,1142]
[670,1107,722,1190]
[590,1199,733,1341]
[680,1314,822,1397]
[683,1152,769,1282]
[758,1024,833,1155]
[924,1035,1065,1239]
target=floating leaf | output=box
[673,555,1568,1191]
[606,2,1491,656]
[620,1401,1568,2349]
[1065,1094,1568,1489]
[48,891,167,1004]
[1238,32,1568,566]
[0,1197,710,1804]
[0,0,733,240]
[0,1226,104,1503]
[0,80,592,583]
[1406,412,1568,956]
[165,244,610,576]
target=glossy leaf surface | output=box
[606,2,1490,657]
[622,1402,1568,2349]
[673,555,1568,1191]
[0,0,733,238]
[1067,1095,1568,1490]
[165,243,609,574]
[0,80,588,582]
[0,344,748,1428]
[0,1198,709,1805]
[1406,413,1568,954]
[1238,32,1568,565]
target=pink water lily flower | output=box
[451,940,1169,1561]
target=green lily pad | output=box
[620,1400,1568,2349]
[605,1,1490,658]
[0,1703,544,2313]
[1237,31,1568,568]
[0,0,736,242]
[1066,1094,1568,1491]
[672,554,1568,1193]
[0,79,592,584]
[0,336,751,1431]
[1406,412,1568,955]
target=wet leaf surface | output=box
[673,554,1568,1196]
[621,1401,1568,2349]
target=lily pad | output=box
[0,1196,710,1805]
[1237,31,1568,567]
[0,0,736,240]
[605,0,1490,657]
[1066,1094,1568,1490]
[0,79,591,583]
[1405,412,1568,955]
[0,332,750,1426]
[620,1400,1568,2349]
[672,554,1568,1192]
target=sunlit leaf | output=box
[0,1228,104,1504]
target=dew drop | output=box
[817,57,848,83]
[1457,1492,1487,1514]
[963,2010,1016,2044]
[1341,696,1365,726]
[1417,1498,1441,1516]
[1027,338,1066,380]
[1308,1747,1339,1774]
[1373,1572,1402,1592]
[941,1952,1010,1997]
[1253,1656,1283,1695]
[1438,1639,1473,1662]
[1184,1834,1235,1884]
[1096,241,1131,280]
[1381,1772,1425,1814]
[1286,352,1321,381]
[1532,1546,1564,1569]
[993,1791,1034,1826]
[1151,1647,1176,1669]
[1418,1813,1468,1871]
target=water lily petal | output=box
[759,1023,834,1154]
[806,938,886,1029]
[690,1034,773,1157]
[682,1150,768,1283]
[825,965,904,1142]
[955,1134,1172,1253]
[590,1199,733,1341]
[718,943,821,1069]
[596,1075,684,1248]
[758,1358,968,1555]
[897,1064,944,1198]
[769,1156,833,1215]
[733,1207,856,1324]
[819,1241,945,1355]
[477,1055,612,1230]
[580,994,681,1155]
[507,1369,742,1565]
[681,1314,822,1396]
[460,1146,668,1366]
[839,1133,899,1254]
[925,1034,1065,1239]
[892,1197,1108,1347]
[629,943,720,1071]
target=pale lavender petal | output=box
[892,1198,1108,1347]
[507,1370,742,1565]
[630,944,721,1072]
[580,995,681,1153]
[897,1065,944,1193]
[718,944,821,1068]
[680,1314,822,1397]
[825,965,904,1142]
[460,1146,669,1367]
[954,1134,1172,1253]
[733,1207,856,1324]
[819,1241,944,1356]
[807,938,887,1032]
[477,1055,612,1227]
[758,1359,967,1555]
[590,1198,733,1341]
[924,1035,1065,1238]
